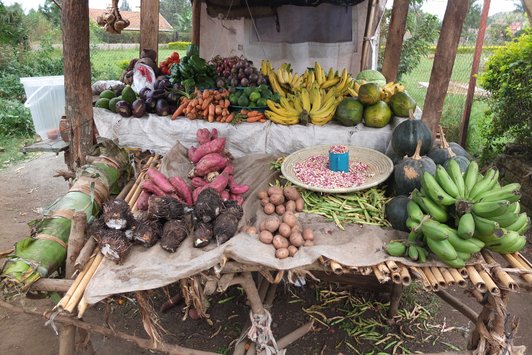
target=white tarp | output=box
[93,107,409,157]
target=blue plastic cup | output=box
[329,151,349,172]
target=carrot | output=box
[225,113,234,123]
[247,115,263,123]
[172,101,188,119]
[222,108,229,117]
[202,97,213,110]
[214,94,222,101]
[247,110,261,116]
[224,99,230,108]
[241,109,249,115]
[215,106,223,115]
[208,114,214,122]
[202,89,209,99]
[190,98,198,107]
[203,107,209,118]
[208,103,215,117]
[259,118,266,123]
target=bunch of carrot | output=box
[240,109,266,123]
[172,88,234,123]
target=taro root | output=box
[213,202,243,245]
[145,97,157,113]
[194,188,224,223]
[116,100,132,117]
[131,216,162,247]
[139,87,151,100]
[156,99,170,116]
[103,198,133,230]
[160,220,189,252]
[87,216,107,242]
[148,195,190,221]
[98,229,132,264]
[131,99,146,118]
[192,221,213,248]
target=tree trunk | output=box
[421,0,469,137]
[192,0,202,47]
[381,0,409,82]
[140,0,160,62]
[62,0,94,170]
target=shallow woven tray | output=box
[281,145,394,193]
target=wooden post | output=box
[459,0,490,147]
[62,0,94,170]
[421,0,469,137]
[66,212,87,278]
[381,0,409,82]
[388,282,403,318]
[360,0,377,70]
[140,0,160,62]
[191,0,201,47]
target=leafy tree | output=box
[38,0,61,28]
[120,0,132,11]
[160,0,192,33]
[0,2,28,47]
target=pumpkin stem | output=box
[408,109,415,121]
[439,125,450,149]
[412,139,422,160]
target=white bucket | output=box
[20,76,65,140]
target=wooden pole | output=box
[140,0,160,62]
[66,211,87,278]
[388,282,403,318]
[421,0,470,137]
[360,0,377,70]
[62,0,94,170]
[30,278,73,293]
[435,290,478,323]
[191,0,202,47]
[459,0,491,146]
[381,0,409,82]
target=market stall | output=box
[2,0,531,354]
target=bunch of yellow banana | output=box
[265,95,302,125]
[306,63,355,96]
[380,82,405,102]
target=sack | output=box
[132,63,156,93]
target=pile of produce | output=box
[172,89,232,122]
[257,186,314,259]
[169,45,216,92]
[159,51,181,75]
[95,78,182,118]
[228,85,279,109]
[385,129,530,267]
[95,2,130,34]
[210,55,267,88]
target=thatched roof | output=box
[205,0,366,19]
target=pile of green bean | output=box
[301,188,390,230]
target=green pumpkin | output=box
[429,127,473,166]
[385,195,411,232]
[391,113,433,157]
[394,140,436,195]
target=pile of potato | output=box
[256,186,314,259]
[258,186,305,215]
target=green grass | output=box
[400,53,490,157]
[0,136,38,170]
[90,47,187,81]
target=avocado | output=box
[242,87,253,97]
[249,91,261,102]
[108,97,121,113]
[256,98,267,107]
[95,98,110,110]
[229,93,240,105]
[121,85,137,104]
[99,90,115,100]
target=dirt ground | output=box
[0,153,530,354]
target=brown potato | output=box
[259,230,274,244]
[275,247,289,259]
[304,240,314,247]
[295,197,305,212]
[269,194,285,206]
[278,223,291,238]
[302,228,314,241]
[282,211,297,227]
[259,221,266,231]
[264,216,280,232]
[267,186,283,196]
[238,225,249,233]
[260,198,270,207]
[283,186,301,201]
[257,191,268,200]
[275,204,286,215]
[263,203,275,215]
[247,226,258,235]
[285,200,296,213]
[291,224,301,233]
[273,235,289,249]
[288,245,298,257]
[289,232,304,247]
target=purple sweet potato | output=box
[194,153,227,177]
[169,175,193,206]
[208,172,229,193]
[220,190,230,201]
[142,180,165,196]
[210,128,218,140]
[223,162,234,175]
[196,128,212,145]
[228,176,249,195]
[192,185,207,203]
[191,138,226,163]
[136,190,150,210]
[191,177,208,188]
[229,193,244,206]
[146,168,175,194]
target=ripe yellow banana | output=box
[321,77,341,89]
[265,111,299,125]
[300,89,311,112]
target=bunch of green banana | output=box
[385,228,429,263]
[417,159,529,255]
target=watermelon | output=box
[356,70,386,88]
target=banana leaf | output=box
[1,139,131,292]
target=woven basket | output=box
[281,145,394,193]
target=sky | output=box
[3,0,522,18]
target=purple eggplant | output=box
[132,99,146,118]
[116,100,132,118]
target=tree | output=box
[0,2,28,47]
[120,0,132,11]
[38,0,61,28]
[461,0,482,44]
[160,0,192,32]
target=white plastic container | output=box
[20,76,65,140]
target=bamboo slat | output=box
[481,251,519,291]
[503,254,532,284]
[56,253,97,310]
[439,268,456,287]
[449,268,467,287]
[329,260,345,275]
[65,253,104,313]
[372,265,389,284]
[409,266,431,290]
[516,253,532,270]
[399,266,411,286]
[422,267,439,291]
[385,260,400,272]
[430,267,447,288]
[466,266,487,292]
[478,269,500,295]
